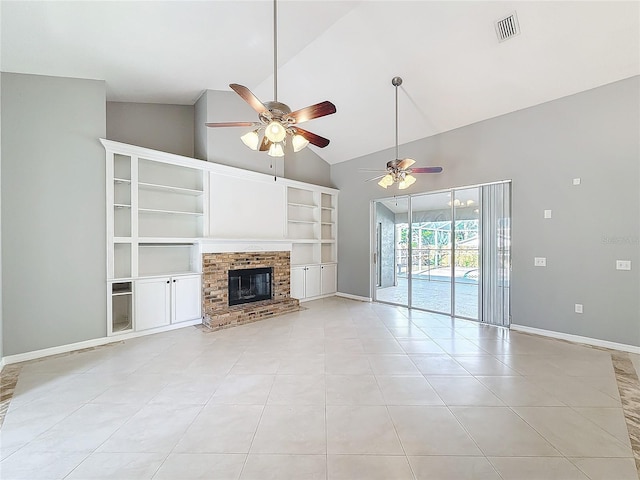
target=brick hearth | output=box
[202,251,300,330]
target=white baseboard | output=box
[1,319,202,366]
[336,292,372,302]
[510,324,640,354]
[299,293,337,303]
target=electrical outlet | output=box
[573,178,581,185]
[544,210,552,219]
[616,260,631,271]
[575,304,583,314]
[534,257,546,267]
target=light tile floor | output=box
[1,297,639,480]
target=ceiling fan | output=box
[363,77,443,189]
[205,0,336,158]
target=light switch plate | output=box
[616,260,631,271]
[575,304,583,314]
[534,257,546,267]
[572,178,581,185]
[544,210,552,219]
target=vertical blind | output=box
[480,182,511,327]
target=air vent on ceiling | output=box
[495,12,520,42]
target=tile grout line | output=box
[324,337,329,480]
[371,373,418,480]
[610,352,640,479]
[236,377,274,479]
[151,401,209,479]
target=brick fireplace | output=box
[201,249,300,330]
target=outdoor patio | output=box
[376,274,479,319]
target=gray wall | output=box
[107,102,194,157]
[194,91,208,162]
[194,89,334,187]
[1,73,106,356]
[0,72,3,361]
[331,76,640,347]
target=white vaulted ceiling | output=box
[2,1,639,164]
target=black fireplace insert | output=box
[228,267,273,306]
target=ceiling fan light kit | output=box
[398,173,417,190]
[205,0,336,159]
[377,167,417,190]
[368,76,443,189]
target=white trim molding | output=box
[336,292,372,302]
[99,139,339,195]
[198,239,293,254]
[510,324,640,354]
[1,319,202,366]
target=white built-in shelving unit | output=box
[103,138,339,335]
[286,186,338,301]
[287,187,337,265]
[111,281,133,333]
[105,143,206,336]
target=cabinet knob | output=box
[166,280,170,284]
[173,279,176,283]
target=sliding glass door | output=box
[374,196,409,307]
[453,187,480,319]
[372,182,510,326]
[410,191,453,314]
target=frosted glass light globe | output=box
[292,134,309,152]
[265,121,287,143]
[268,142,285,157]
[240,130,260,150]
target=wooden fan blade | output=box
[288,101,336,124]
[205,122,261,128]
[411,167,444,174]
[397,158,416,170]
[259,136,272,152]
[294,127,330,148]
[365,174,387,182]
[229,84,267,114]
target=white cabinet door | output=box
[290,266,306,300]
[135,278,170,331]
[305,265,322,298]
[172,275,202,323]
[321,263,337,295]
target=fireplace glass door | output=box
[228,267,273,306]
